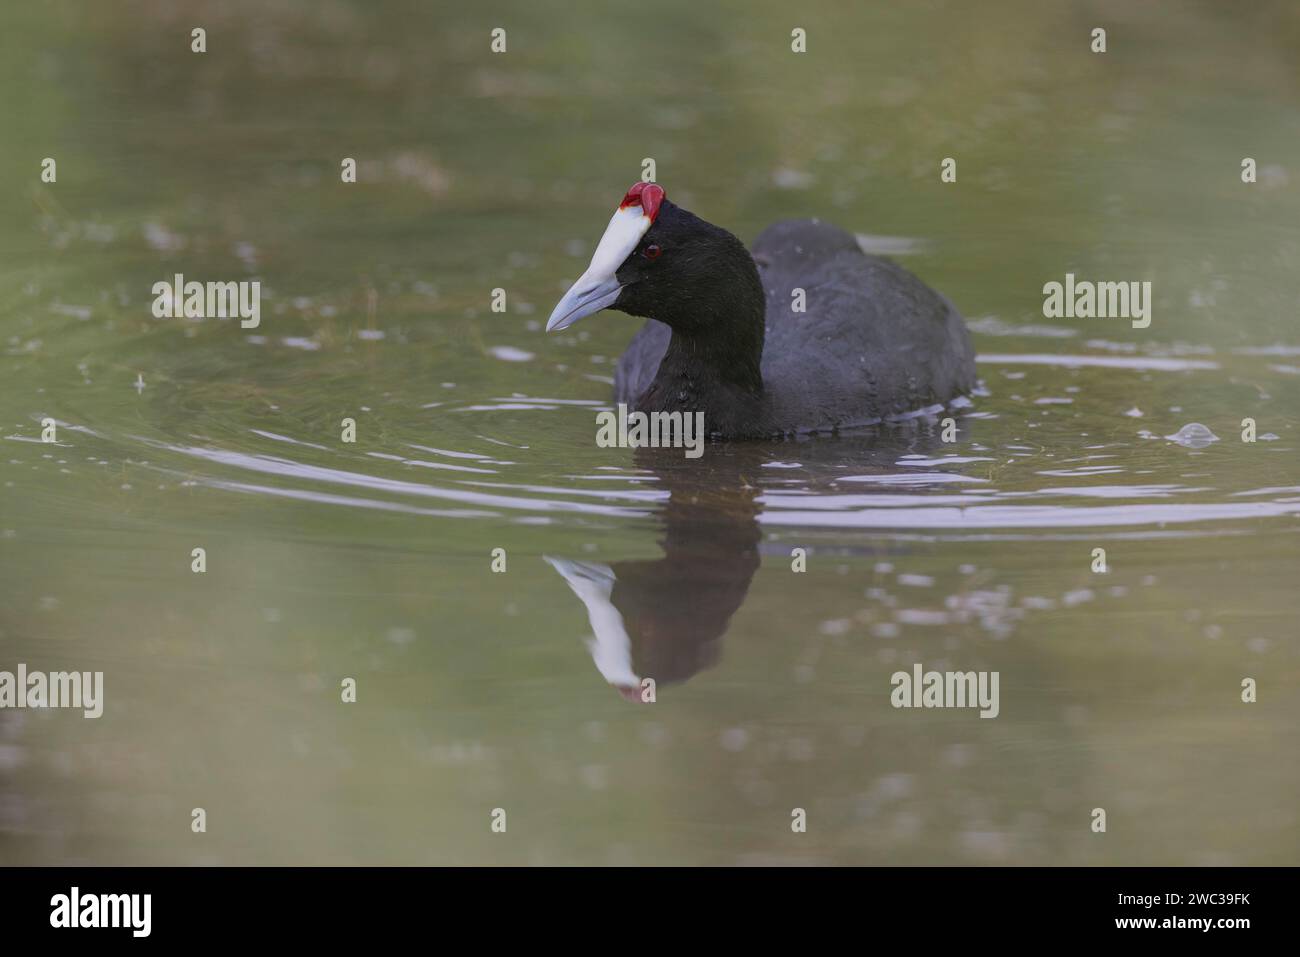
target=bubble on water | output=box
[1260,164,1289,189]
[579,765,608,791]
[281,337,321,351]
[1165,423,1219,448]
[895,609,950,626]
[488,346,534,362]
[143,221,185,253]
[639,723,668,747]
[233,241,258,269]
[50,303,92,320]
[0,745,26,772]
[772,168,814,190]
[720,728,750,752]
[386,626,415,646]
[872,772,915,802]
[960,829,1012,860]
[839,725,867,748]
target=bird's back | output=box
[615,218,976,435]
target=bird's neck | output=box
[639,266,767,436]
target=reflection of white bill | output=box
[544,556,640,693]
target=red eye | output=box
[643,244,662,260]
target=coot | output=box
[546,183,976,438]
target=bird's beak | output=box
[544,555,643,697]
[545,274,622,333]
[547,203,653,332]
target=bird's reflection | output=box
[546,422,959,699]
[547,445,761,700]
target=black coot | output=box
[546,183,976,438]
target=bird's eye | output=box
[643,244,662,261]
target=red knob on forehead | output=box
[639,183,665,221]
[619,182,666,221]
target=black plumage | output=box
[607,198,976,438]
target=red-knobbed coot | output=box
[546,183,977,438]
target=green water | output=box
[1,1,1297,865]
